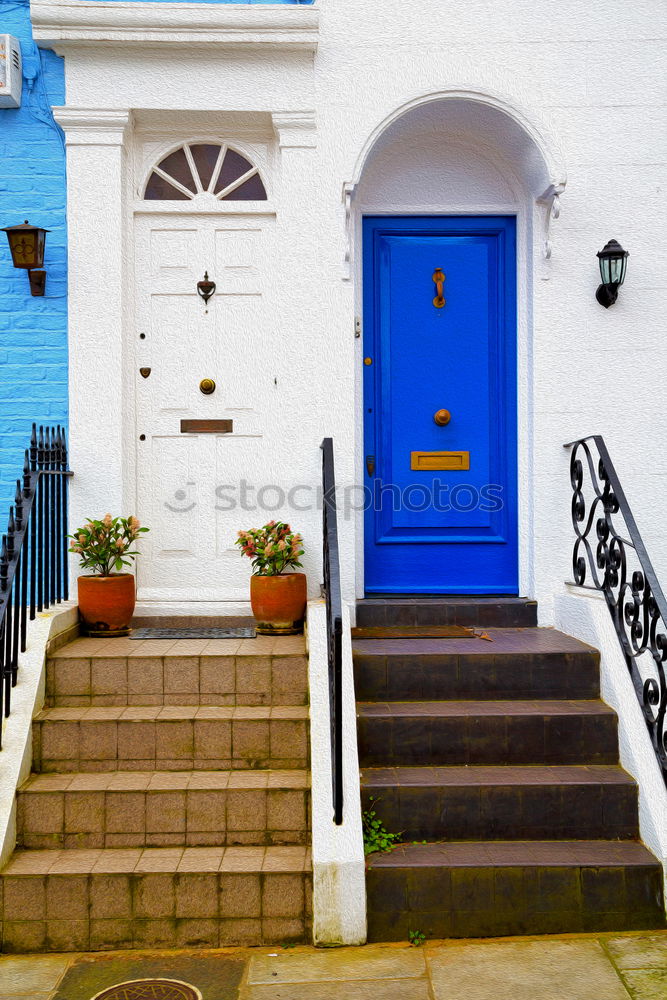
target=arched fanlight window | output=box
[144,143,267,201]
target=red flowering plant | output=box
[69,514,149,577]
[236,521,304,576]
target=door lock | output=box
[366,455,375,476]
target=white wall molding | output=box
[31,0,320,52]
[53,107,132,145]
[341,87,567,281]
[346,87,567,197]
[272,111,317,149]
[60,105,131,538]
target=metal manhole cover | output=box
[92,981,202,1000]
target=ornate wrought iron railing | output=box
[0,425,72,744]
[566,434,667,783]
[321,437,343,824]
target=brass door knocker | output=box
[432,267,446,308]
[197,271,216,310]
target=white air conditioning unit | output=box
[0,35,22,109]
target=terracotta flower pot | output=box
[250,572,307,636]
[77,574,136,637]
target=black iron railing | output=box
[566,434,667,784]
[321,437,343,824]
[0,425,72,744]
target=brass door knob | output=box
[434,409,451,426]
[199,378,216,395]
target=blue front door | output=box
[363,216,518,594]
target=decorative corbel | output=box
[537,182,566,261]
[342,181,355,281]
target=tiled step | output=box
[32,706,309,773]
[17,770,310,850]
[366,840,664,940]
[0,845,312,952]
[357,700,618,767]
[361,765,638,841]
[356,597,538,629]
[353,628,599,702]
[46,635,307,707]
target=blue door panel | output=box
[363,216,518,594]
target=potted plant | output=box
[69,514,148,637]
[236,521,306,635]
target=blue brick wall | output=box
[0,0,67,515]
[97,1,313,4]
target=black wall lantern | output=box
[596,238,629,308]
[1,220,49,296]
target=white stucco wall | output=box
[32,0,667,620]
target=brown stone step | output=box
[0,845,312,952]
[46,635,307,707]
[356,598,538,629]
[353,628,600,702]
[32,706,309,773]
[17,770,310,850]
[357,700,618,766]
[361,765,638,841]
[365,839,664,941]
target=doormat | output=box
[130,626,256,640]
[92,982,201,1000]
[351,625,490,639]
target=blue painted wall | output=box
[0,0,67,514]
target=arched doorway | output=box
[349,90,566,595]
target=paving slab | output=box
[0,954,71,995]
[428,939,632,1000]
[1,995,54,1000]
[241,981,431,1000]
[605,934,667,969]
[621,969,667,1000]
[247,944,426,984]
[3,933,667,1000]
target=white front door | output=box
[134,213,273,604]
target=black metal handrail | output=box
[0,425,72,745]
[321,437,343,824]
[565,434,667,783]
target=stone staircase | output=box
[1,634,312,952]
[354,598,665,940]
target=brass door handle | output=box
[434,409,451,426]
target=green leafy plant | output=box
[236,520,304,576]
[408,929,426,947]
[69,514,148,577]
[362,796,402,856]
